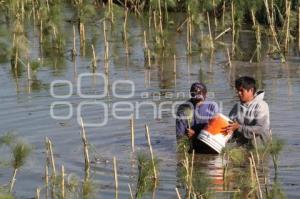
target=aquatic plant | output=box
[177,151,213,198]
[9,141,32,192]
[267,182,286,199]
[0,188,14,199]
[0,133,32,193]
[265,137,284,174]
[177,136,190,153]
[0,133,16,148]
[135,152,158,199]
[9,15,29,77]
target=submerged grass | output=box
[221,135,285,199]
[177,136,190,153]
[177,151,214,199]
[135,152,158,199]
[0,133,32,193]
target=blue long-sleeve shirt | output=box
[176,100,219,139]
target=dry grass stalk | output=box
[263,0,284,61]
[9,168,18,192]
[173,54,176,74]
[35,187,40,199]
[103,21,109,62]
[46,137,56,178]
[148,9,152,29]
[175,187,182,199]
[186,6,192,53]
[143,31,148,50]
[251,9,256,26]
[79,22,85,51]
[250,152,263,199]
[207,12,214,49]
[40,19,43,44]
[158,0,163,34]
[113,156,118,199]
[80,117,90,181]
[299,7,300,52]
[145,124,157,180]
[222,1,226,28]
[153,10,157,33]
[215,27,231,40]
[249,157,254,186]
[188,12,192,52]
[284,1,291,52]
[72,25,77,57]
[128,183,134,199]
[231,1,235,55]
[187,150,195,199]
[91,44,97,69]
[213,0,218,28]
[123,8,129,54]
[27,61,31,81]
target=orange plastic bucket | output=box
[197,113,232,153]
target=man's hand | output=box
[186,128,196,139]
[222,121,240,134]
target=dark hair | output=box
[235,76,256,93]
[190,82,207,94]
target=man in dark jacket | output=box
[176,82,218,152]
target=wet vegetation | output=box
[0,0,294,198]
[0,133,32,196]
[174,135,286,199]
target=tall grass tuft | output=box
[266,137,284,174]
[135,152,158,199]
[9,141,32,192]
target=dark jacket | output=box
[176,100,218,139]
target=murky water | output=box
[1,8,300,199]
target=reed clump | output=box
[0,188,14,199]
[38,1,66,56]
[44,136,98,199]
[177,151,214,199]
[0,132,32,193]
[177,136,190,153]
[135,152,158,199]
[221,135,285,199]
[264,137,284,174]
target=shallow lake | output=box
[0,7,300,199]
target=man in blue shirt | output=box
[176,82,219,153]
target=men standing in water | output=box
[176,82,219,153]
[224,76,271,146]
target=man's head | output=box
[190,82,207,104]
[235,76,256,103]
